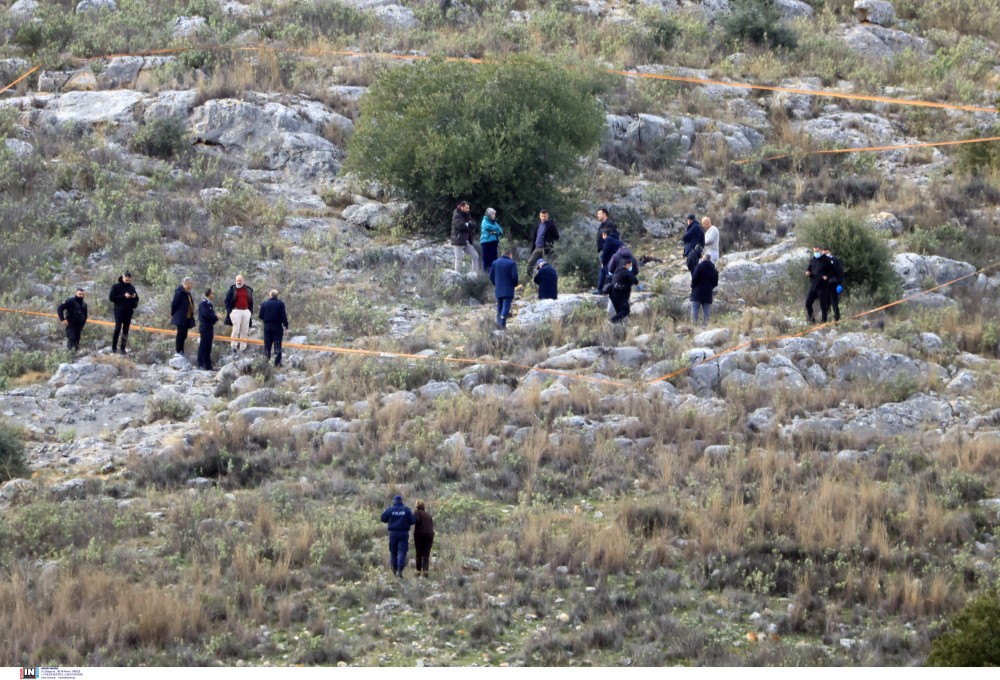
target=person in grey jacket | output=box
[450,201,479,272]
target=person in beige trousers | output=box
[224,275,255,352]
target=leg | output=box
[703,303,711,325]
[597,266,608,293]
[498,297,512,329]
[424,534,434,575]
[175,326,188,354]
[120,312,132,352]
[389,534,400,575]
[396,534,409,575]
[831,291,840,322]
[453,245,463,272]
[469,242,481,272]
[805,289,817,322]
[263,328,273,361]
[691,301,699,324]
[482,242,497,273]
[819,288,830,323]
[66,325,80,351]
[495,298,503,328]
[414,536,425,574]
[526,248,544,272]
[273,331,283,367]
[112,314,123,351]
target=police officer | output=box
[823,247,845,322]
[805,246,834,323]
[380,494,416,577]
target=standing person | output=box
[599,228,624,292]
[690,253,719,326]
[224,275,254,353]
[380,494,416,578]
[534,259,559,300]
[450,201,479,272]
[258,289,289,367]
[197,288,219,371]
[823,247,845,322]
[526,209,559,272]
[169,277,196,357]
[489,250,519,330]
[608,259,639,323]
[702,216,720,264]
[595,208,619,294]
[480,208,503,273]
[682,214,705,274]
[413,500,435,578]
[108,271,139,355]
[57,288,88,352]
[805,246,833,323]
[608,243,640,278]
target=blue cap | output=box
[393,495,403,502]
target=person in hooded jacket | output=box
[609,259,639,323]
[480,208,503,273]
[533,259,558,300]
[381,494,416,577]
[57,288,88,351]
[690,253,719,325]
[108,271,139,355]
[682,214,705,273]
[608,244,640,278]
[197,288,219,371]
[595,208,619,293]
[599,229,625,292]
[450,201,479,272]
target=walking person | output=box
[197,288,219,371]
[489,250,519,330]
[108,271,139,355]
[169,277,196,357]
[823,247,845,322]
[480,208,503,273]
[608,243,640,278]
[702,216,720,264]
[599,227,624,292]
[682,214,705,274]
[57,288,88,352]
[380,494,415,578]
[608,259,639,324]
[224,275,254,353]
[690,253,719,326]
[533,259,559,300]
[805,246,833,323]
[413,500,435,578]
[526,209,559,272]
[594,208,619,294]
[450,201,479,272]
[258,289,289,367]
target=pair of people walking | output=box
[805,246,845,323]
[682,214,720,274]
[380,495,435,578]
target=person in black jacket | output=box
[108,271,139,355]
[682,214,705,274]
[533,259,558,300]
[223,275,254,353]
[57,288,88,351]
[599,229,624,292]
[527,209,559,272]
[690,254,719,325]
[805,246,834,323]
[609,260,639,323]
[258,289,289,367]
[595,208,619,294]
[823,247,845,322]
[197,289,219,371]
[450,201,479,272]
[413,499,435,578]
[169,277,196,356]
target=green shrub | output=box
[129,117,187,160]
[722,0,798,50]
[0,422,27,483]
[345,54,607,238]
[956,127,1000,175]
[550,235,599,291]
[927,590,1000,666]
[797,209,902,303]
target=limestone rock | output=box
[235,407,282,425]
[49,361,120,388]
[42,90,144,125]
[76,0,117,12]
[371,5,418,30]
[3,138,34,158]
[172,16,209,40]
[854,0,896,27]
[229,388,279,411]
[9,0,38,24]
[145,90,197,121]
[471,384,512,400]
[776,0,813,19]
[515,295,592,328]
[418,381,461,400]
[694,328,732,347]
[866,211,903,236]
[381,390,417,408]
[844,23,929,60]
[342,201,409,231]
[893,253,976,290]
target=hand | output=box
[62,320,68,326]
[822,276,828,281]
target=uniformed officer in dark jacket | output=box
[595,208,619,293]
[488,250,519,329]
[823,247,845,322]
[380,494,416,577]
[197,288,219,371]
[533,259,559,300]
[609,260,639,323]
[682,214,705,274]
[108,271,139,355]
[169,277,196,356]
[805,246,834,323]
[258,289,289,367]
[57,288,88,351]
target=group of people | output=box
[682,214,721,326]
[805,245,845,323]
[56,272,290,371]
[595,208,641,323]
[380,494,435,578]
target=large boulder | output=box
[342,201,409,231]
[41,90,145,125]
[172,16,210,40]
[371,5,417,30]
[76,0,117,11]
[515,295,593,328]
[854,0,896,27]
[49,361,120,388]
[776,0,813,19]
[844,23,929,60]
[8,0,38,24]
[893,253,977,290]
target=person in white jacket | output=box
[702,216,720,264]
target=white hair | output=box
[486,208,496,218]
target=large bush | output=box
[0,422,26,483]
[927,590,1000,666]
[797,209,901,303]
[722,0,798,50]
[345,54,607,237]
[128,116,188,160]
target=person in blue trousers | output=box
[488,250,519,329]
[381,494,416,577]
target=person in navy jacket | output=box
[169,277,196,356]
[488,250,519,329]
[381,494,416,577]
[197,288,219,371]
[258,289,289,367]
[533,259,558,300]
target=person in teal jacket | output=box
[480,207,503,273]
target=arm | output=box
[512,265,519,288]
[224,287,234,313]
[248,288,254,315]
[282,303,289,330]
[170,289,182,316]
[381,508,390,523]
[82,303,88,323]
[407,508,416,526]
[57,301,67,322]
[109,285,123,305]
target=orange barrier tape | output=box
[735,136,1000,165]
[0,65,39,96]
[0,307,630,389]
[645,261,1000,386]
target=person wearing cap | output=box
[380,494,416,578]
[690,253,719,326]
[489,250,519,329]
[258,289,289,367]
[823,247,845,322]
[533,259,559,300]
[197,288,219,371]
[57,288,88,352]
[805,246,834,323]
[108,271,139,355]
[450,201,479,272]
[224,275,254,353]
[413,500,435,578]
[480,207,503,273]
[682,214,705,274]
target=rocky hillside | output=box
[2,0,1000,667]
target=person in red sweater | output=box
[224,275,254,353]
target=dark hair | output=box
[539,209,549,215]
[504,250,514,258]
[75,287,85,293]
[597,207,609,216]
[205,288,213,297]
[458,200,470,208]
[123,271,133,278]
